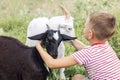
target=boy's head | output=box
[84,11,116,41]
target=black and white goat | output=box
[25,6,75,79]
[0,27,76,80]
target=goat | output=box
[0,27,76,80]
[25,6,75,79]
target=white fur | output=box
[26,17,49,47]
[26,16,75,79]
[53,32,59,40]
[48,16,75,37]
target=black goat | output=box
[0,29,76,80]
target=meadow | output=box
[0,0,120,79]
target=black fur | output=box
[0,36,48,80]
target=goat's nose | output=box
[51,54,57,59]
[54,54,58,58]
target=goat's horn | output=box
[46,24,50,30]
[60,5,70,20]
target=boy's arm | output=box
[36,41,78,69]
[71,39,86,50]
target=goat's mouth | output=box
[47,48,58,58]
[49,53,57,59]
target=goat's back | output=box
[0,36,49,80]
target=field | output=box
[0,0,120,79]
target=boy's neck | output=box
[91,41,106,46]
[89,39,106,46]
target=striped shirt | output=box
[72,41,120,80]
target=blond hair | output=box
[89,11,116,40]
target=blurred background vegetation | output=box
[0,0,120,79]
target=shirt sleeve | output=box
[72,47,91,65]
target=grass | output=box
[0,0,120,79]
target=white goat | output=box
[26,6,75,79]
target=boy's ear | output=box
[61,34,77,41]
[28,33,46,40]
[89,30,94,39]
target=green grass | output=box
[0,0,120,79]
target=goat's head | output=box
[48,16,75,37]
[58,22,75,37]
[28,25,76,58]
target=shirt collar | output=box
[91,42,106,46]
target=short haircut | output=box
[89,11,116,40]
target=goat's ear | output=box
[61,34,77,41]
[28,33,46,40]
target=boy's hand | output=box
[36,41,41,48]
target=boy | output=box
[36,11,120,80]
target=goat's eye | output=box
[68,28,72,30]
